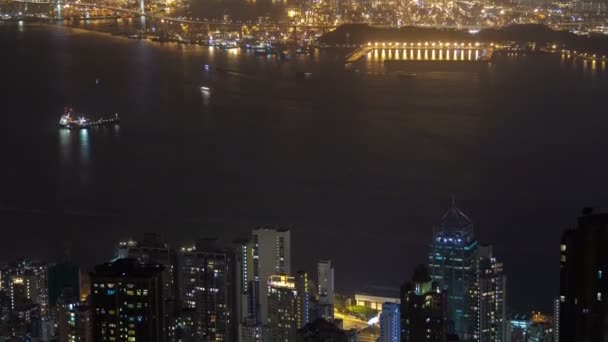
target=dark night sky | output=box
[2,23,608,314]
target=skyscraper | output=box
[8,260,49,317]
[48,261,80,309]
[400,265,448,342]
[559,209,608,341]
[317,260,334,321]
[428,200,478,339]
[90,258,165,342]
[267,275,297,342]
[57,290,92,342]
[117,233,178,301]
[178,238,236,341]
[379,302,400,342]
[233,238,254,324]
[295,271,310,329]
[553,298,560,342]
[477,245,506,342]
[252,227,291,323]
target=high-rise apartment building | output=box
[233,238,254,324]
[400,265,447,342]
[117,233,178,301]
[267,275,297,342]
[318,260,334,321]
[57,291,92,342]
[252,228,291,323]
[477,245,506,342]
[428,201,478,340]
[295,271,310,329]
[178,238,236,341]
[553,298,560,342]
[559,209,608,341]
[90,258,165,342]
[379,302,400,342]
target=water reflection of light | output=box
[80,129,90,164]
[201,88,211,105]
[59,129,72,166]
[439,49,443,60]
[591,60,596,72]
[431,49,436,60]
[468,50,472,61]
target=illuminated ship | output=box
[59,107,119,129]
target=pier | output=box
[345,41,494,64]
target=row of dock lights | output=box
[561,49,607,61]
[367,42,482,48]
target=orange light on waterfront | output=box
[417,42,421,47]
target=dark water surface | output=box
[2,22,608,312]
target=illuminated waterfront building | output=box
[90,258,165,342]
[477,244,507,342]
[559,209,608,341]
[117,233,178,301]
[178,238,236,341]
[428,200,478,340]
[317,260,335,321]
[379,302,400,342]
[268,275,297,342]
[400,265,447,342]
[252,227,291,323]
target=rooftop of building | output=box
[92,258,164,278]
[297,318,347,339]
[436,198,474,234]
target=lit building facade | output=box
[90,258,165,342]
[553,298,560,342]
[267,275,297,342]
[428,201,478,340]
[295,271,310,329]
[477,245,506,342]
[117,233,178,301]
[233,238,254,324]
[252,228,291,323]
[317,260,335,321]
[7,260,49,317]
[559,210,608,342]
[178,238,236,341]
[400,265,447,342]
[379,302,400,342]
[240,317,271,342]
[58,300,92,342]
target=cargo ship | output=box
[59,107,120,129]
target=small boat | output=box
[200,86,210,91]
